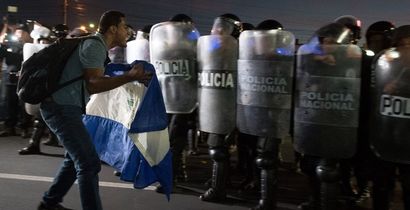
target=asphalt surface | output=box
[0,134,405,210]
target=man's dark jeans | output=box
[40,101,102,210]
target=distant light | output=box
[7,6,18,13]
[80,26,87,31]
[89,23,95,28]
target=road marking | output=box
[0,173,156,190]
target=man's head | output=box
[98,10,128,48]
[15,24,32,44]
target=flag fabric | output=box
[83,61,172,199]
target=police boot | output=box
[18,119,45,155]
[372,185,391,210]
[252,137,280,210]
[298,176,320,210]
[355,181,370,203]
[401,172,410,210]
[174,150,188,182]
[316,159,342,210]
[20,128,30,139]
[251,156,277,210]
[187,128,198,156]
[200,146,229,202]
[43,133,59,147]
[18,139,41,155]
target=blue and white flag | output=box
[83,61,172,199]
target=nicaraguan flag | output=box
[83,61,172,199]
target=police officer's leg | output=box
[18,117,47,155]
[0,84,18,136]
[187,110,198,156]
[252,137,281,210]
[372,160,395,210]
[200,133,229,202]
[317,159,342,210]
[169,114,190,182]
[237,133,259,190]
[299,155,321,210]
[18,100,32,138]
[399,163,410,210]
[339,159,356,198]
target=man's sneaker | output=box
[37,202,73,210]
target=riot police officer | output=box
[164,14,198,186]
[235,22,259,191]
[236,19,295,210]
[369,24,410,210]
[295,22,362,210]
[354,21,396,206]
[198,13,242,202]
[150,14,200,192]
[334,15,372,202]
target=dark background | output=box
[0,0,409,43]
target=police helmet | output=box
[136,24,152,40]
[366,21,395,42]
[211,13,242,39]
[334,15,362,44]
[169,14,193,23]
[313,22,352,45]
[392,25,410,47]
[241,23,255,31]
[256,19,283,30]
[68,27,90,38]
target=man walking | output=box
[37,10,152,210]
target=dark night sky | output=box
[1,0,410,43]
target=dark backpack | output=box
[17,36,101,104]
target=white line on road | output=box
[0,173,156,190]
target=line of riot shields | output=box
[146,20,410,162]
[131,19,410,209]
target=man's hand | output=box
[126,63,153,86]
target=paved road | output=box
[0,135,404,210]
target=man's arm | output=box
[84,63,152,94]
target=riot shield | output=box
[237,30,295,138]
[23,43,49,115]
[370,48,410,163]
[198,35,238,135]
[126,38,150,63]
[150,22,200,114]
[293,44,362,158]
